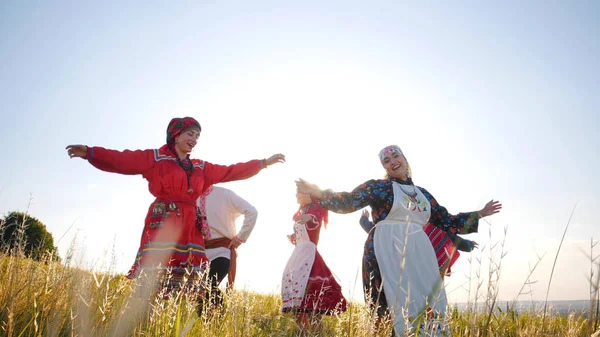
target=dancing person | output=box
[282,190,347,335]
[66,117,284,295]
[296,145,501,336]
[197,185,258,311]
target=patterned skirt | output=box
[282,242,347,314]
[126,200,209,294]
[424,223,460,275]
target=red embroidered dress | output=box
[84,144,265,290]
[281,202,347,314]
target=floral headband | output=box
[378,145,403,164]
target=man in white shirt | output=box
[197,185,258,310]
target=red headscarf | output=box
[166,117,201,144]
[165,117,201,193]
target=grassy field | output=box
[2,210,600,337]
[1,250,598,337]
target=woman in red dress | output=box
[66,117,285,293]
[282,191,347,335]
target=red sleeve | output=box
[85,146,156,175]
[203,159,266,186]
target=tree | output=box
[1,211,60,261]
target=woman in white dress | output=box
[296,145,501,336]
[281,191,347,335]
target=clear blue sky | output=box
[1,1,599,303]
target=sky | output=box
[1,1,599,304]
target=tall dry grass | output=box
[1,209,599,336]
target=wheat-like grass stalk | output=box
[2,208,599,336]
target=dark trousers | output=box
[208,257,230,290]
[198,257,230,315]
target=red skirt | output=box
[293,251,347,314]
[126,200,209,293]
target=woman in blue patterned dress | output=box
[296,145,501,336]
[360,209,478,279]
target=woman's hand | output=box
[266,154,285,166]
[295,178,322,198]
[295,214,314,224]
[362,209,370,218]
[478,200,502,218]
[295,178,312,194]
[66,145,88,159]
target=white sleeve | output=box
[227,190,258,242]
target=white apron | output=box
[281,221,317,310]
[374,182,449,336]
